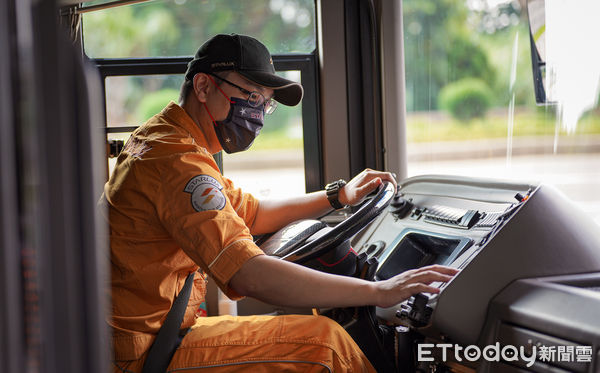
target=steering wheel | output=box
[258,182,397,371]
[277,181,395,264]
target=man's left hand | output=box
[338,168,397,207]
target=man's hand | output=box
[374,265,459,308]
[339,168,397,207]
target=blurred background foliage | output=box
[83,0,314,140]
[438,78,493,121]
[403,0,599,140]
[403,0,529,112]
[87,0,599,149]
[83,0,316,57]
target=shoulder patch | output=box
[184,175,226,212]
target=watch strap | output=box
[325,179,347,210]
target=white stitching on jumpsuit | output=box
[207,238,253,269]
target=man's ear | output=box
[193,73,211,103]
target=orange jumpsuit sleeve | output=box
[220,175,260,229]
[155,151,264,298]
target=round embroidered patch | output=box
[183,175,226,212]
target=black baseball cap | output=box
[185,34,304,106]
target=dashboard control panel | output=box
[350,175,600,347]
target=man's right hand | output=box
[373,265,459,308]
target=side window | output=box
[104,74,181,173]
[403,0,600,224]
[83,0,320,196]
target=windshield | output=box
[404,0,600,225]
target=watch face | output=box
[326,182,340,195]
[327,179,345,191]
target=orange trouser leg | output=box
[162,314,375,372]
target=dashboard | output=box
[349,175,600,372]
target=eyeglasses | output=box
[210,73,278,115]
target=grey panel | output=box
[0,0,24,370]
[21,1,110,371]
[378,0,408,179]
[352,175,600,371]
[496,324,588,372]
[400,174,535,203]
[432,183,600,345]
[317,0,350,182]
[479,274,600,373]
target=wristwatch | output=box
[325,179,347,210]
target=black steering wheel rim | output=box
[281,182,395,264]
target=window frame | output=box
[93,53,323,193]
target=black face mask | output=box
[210,97,264,154]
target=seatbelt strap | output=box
[142,272,195,373]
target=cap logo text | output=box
[211,61,235,68]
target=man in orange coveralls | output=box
[105,33,458,372]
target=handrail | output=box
[60,0,153,16]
